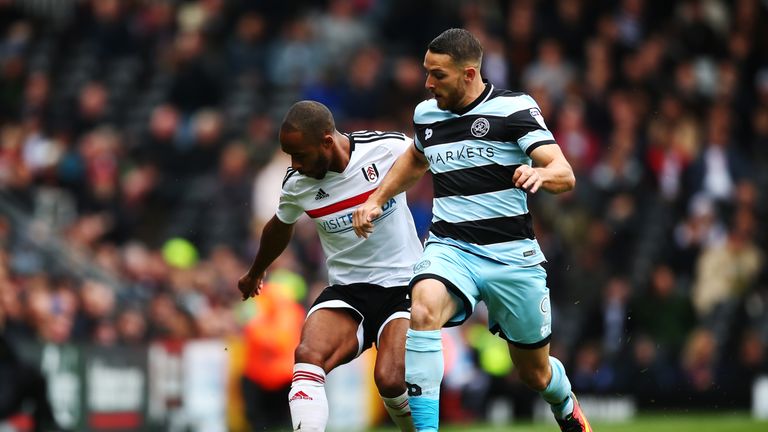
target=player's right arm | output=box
[238,215,294,300]
[352,145,429,238]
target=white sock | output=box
[382,391,416,432]
[288,363,328,431]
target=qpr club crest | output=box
[413,260,431,273]
[361,163,379,183]
[471,117,490,137]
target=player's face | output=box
[280,130,332,179]
[424,50,468,111]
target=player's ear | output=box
[322,132,334,148]
[464,66,477,82]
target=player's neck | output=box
[457,79,487,111]
[329,131,351,173]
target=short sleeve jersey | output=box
[412,83,556,266]
[277,131,423,287]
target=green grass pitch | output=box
[371,412,768,432]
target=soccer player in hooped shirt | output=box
[238,101,421,432]
[352,29,592,432]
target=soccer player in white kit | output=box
[238,100,422,432]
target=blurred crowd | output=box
[1,0,768,421]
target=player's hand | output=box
[352,199,383,239]
[238,270,264,301]
[513,165,542,193]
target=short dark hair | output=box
[281,100,335,141]
[428,28,483,67]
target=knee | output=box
[374,363,406,398]
[410,281,455,330]
[293,343,326,371]
[409,302,442,330]
[518,364,551,392]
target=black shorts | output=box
[308,283,410,355]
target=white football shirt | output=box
[277,131,423,287]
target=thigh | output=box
[411,242,481,327]
[300,308,362,372]
[374,317,409,379]
[482,264,551,348]
[311,284,411,356]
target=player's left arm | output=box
[513,144,575,194]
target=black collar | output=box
[344,133,355,154]
[452,80,492,115]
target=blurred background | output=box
[0,0,767,431]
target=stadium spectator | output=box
[681,327,719,398]
[631,264,697,358]
[522,38,575,103]
[167,31,222,114]
[68,81,111,139]
[241,281,304,430]
[683,104,751,209]
[1,316,62,432]
[168,141,252,256]
[226,12,268,82]
[579,276,634,363]
[552,96,601,178]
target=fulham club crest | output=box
[361,163,379,183]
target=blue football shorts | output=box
[410,241,552,348]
